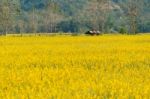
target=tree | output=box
[14,0,25,35]
[77,0,118,33]
[0,0,12,35]
[0,0,149,34]
[0,0,21,35]
[126,0,143,34]
[42,0,63,33]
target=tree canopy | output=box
[0,0,149,34]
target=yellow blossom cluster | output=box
[0,35,150,98]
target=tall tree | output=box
[127,0,143,34]
[42,0,63,33]
[0,0,12,35]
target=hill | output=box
[0,0,149,34]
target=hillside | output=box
[0,0,149,34]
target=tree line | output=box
[0,0,149,35]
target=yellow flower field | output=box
[0,35,150,98]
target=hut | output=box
[85,30,101,36]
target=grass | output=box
[0,34,150,98]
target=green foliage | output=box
[0,0,149,34]
[119,27,127,34]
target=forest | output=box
[0,0,150,34]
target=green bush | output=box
[119,27,127,34]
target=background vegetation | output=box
[0,0,150,35]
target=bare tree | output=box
[27,5,38,34]
[18,20,26,35]
[32,5,37,34]
[127,0,143,34]
[97,0,108,32]
[10,0,24,35]
[79,0,116,32]
[43,0,63,33]
[25,0,39,34]
[0,0,12,35]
